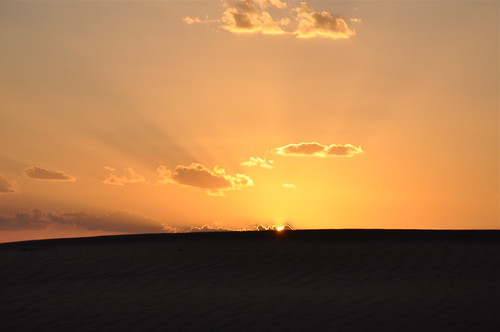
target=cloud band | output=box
[273,142,363,157]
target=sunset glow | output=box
[0,0,498,243]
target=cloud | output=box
[273,142,363,157]
[0,176,14,193]
[157,163,253,196]
[325,144,363,156]
[103,168,146,186]
[183,221,295,233]
[0,209,297,234]
[0,209,48,231]
[294,3,355,39]
[220,0,289,35]
[188,224,234,232]
[183,0,355,40]
[282,183,297,189]
[0,209,170,233]
[255,224,293,231]
[274,142,325,156]
[240,157,274,169]
[254,0,288,9]
[183,16,203,25]
[24,166,76,182]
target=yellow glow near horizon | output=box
[276,226,285,232]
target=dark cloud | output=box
[24,166,76,182]
[157,163,253,196]
[0,209,48,231]
[274,142,363,157]
[0,209,168,233]
[0,176,14,193]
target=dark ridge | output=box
[1,229,498,331]
[1,229,498,249]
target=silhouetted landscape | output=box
[1,230,499,331]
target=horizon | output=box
[1,0,498,243]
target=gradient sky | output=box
[0,0,498,242]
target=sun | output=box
[276,226,285,232]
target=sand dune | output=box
[0,230,499,331]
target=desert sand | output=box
[0,230,498,331]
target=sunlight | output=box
[276,226,285,232]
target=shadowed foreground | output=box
[1,230,499,331]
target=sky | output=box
[0,0,498,243]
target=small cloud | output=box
[255,224,293,231]
[221,0,288,35]
[157,163,253,196]
[103,166,116,172]
[156,165,174,185]
[294,4,355,39]
[273,142,363,157]
[255,0,287,9]
[240,157,274,169]
[350,18,361,23]
[184,0,355,40]
[24,166,76,182]
[282,183,297,189]
[325,144,363,156]
[0,176,15,194]
[188,224,234,232]
[182,16,203,25]
[176,221,247,233]
[102,168,146,186]
[274,142,326,156]
[182,16,219,25]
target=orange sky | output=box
[0,0,498,242]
